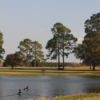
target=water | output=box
[0,76,100,100]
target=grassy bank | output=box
[24,93,100,100]
[0,66,100,76]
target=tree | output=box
[31,58,40,67]
[73,34,100,71]
[5,53,23,70]
[32,41,45,67]
[18,39,32,67]
[46,22,77,70]
[84,12,100,70]
[0,32,5,60]
[0,47,5,60]
[46,36,60,67]
[0,32,4,46]
[85,12,100,34]
[73,12,100,71]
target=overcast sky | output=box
[0,0,100,63]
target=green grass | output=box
[25,93,100,100]
[0,66,100,76]
[8,93,100,100]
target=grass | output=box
[1,66,100,76]
[10,93,100,100]
[30,93,100,100]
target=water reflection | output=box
[83,84,100,93]
[0,76,99,100]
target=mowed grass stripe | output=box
[0,66,100,76]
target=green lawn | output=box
[0,66,100,76]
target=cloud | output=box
[77,38,83,43]
[42,48,47,52]
[72,32,85,36]
[3,45,8,49]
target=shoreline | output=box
[0,73,100,76]
[24,93,100,100]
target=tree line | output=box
[0,12,100,70]
[3,62,80,67]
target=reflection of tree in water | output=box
[83,85,100,93]
[52,88,65,97]
[39,76,71,98]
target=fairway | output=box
[0,66,100,76]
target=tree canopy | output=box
[0,32,5,60]
[18,38,32,67]
[73,37,100,70]
[32,41,45,67]
[18,39,45,67]
[85,12,100,34]
[5,53,23,69]
[46,22,77,70]
[73,12,100,71]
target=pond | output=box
[0,76,100,100]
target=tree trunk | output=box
[34,59,36,67]
[58,46,60,70]
[92,59,95,71]
[11,66,14,70]
[34,47,36,67]
[26,62,28,67]
[90,62,92,69]
[26,61,28,67]
[26,55,28,67]
[93,65,95,71]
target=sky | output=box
[0,0,100,63]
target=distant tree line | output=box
[40,62,81,67]
[3,61,81,67]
